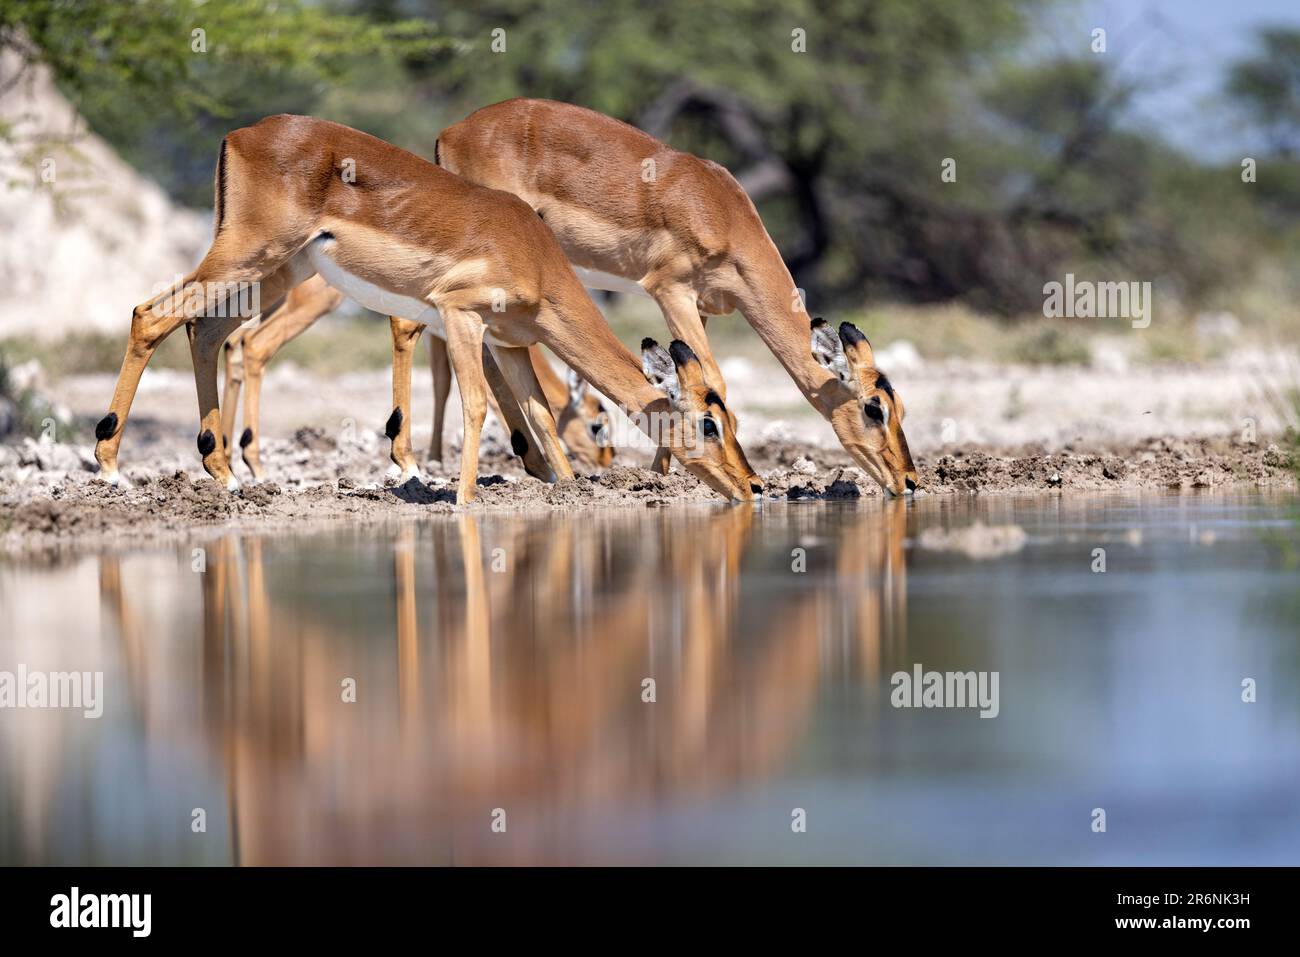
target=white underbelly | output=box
[304,239,631,346]
[572,265,651,299]
[306,237,444,334]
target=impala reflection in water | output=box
[1,493,1299,865]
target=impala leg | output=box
[440,308,487,505]
[389,316,427,482]
[93,284,190,484]
[221,330,246,469]
[189,314,251,490]
[489,344,574,482]
[94,268,240,485]
[481,346,553,482]
[237,287,328,481]
[427,333,453,464]
[239,346,268,481]
[654,288,725,393]
[188,261,311,488]
[482,358,510,432]
[648,287,722,475]
[94,238,311,487]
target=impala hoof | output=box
[225,476,241,493]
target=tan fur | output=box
[438,99,919,494]
[221,275,342,479]
[219,274,603,481]
[531,348,615,469]
[95,115,756,502]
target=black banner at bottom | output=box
[0,866,1276,942]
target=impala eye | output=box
[701,417,720,440]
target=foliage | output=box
[1,0,445,204]
[5,1,1300,316]
[1228,27,1300,157]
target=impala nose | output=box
[750,481,764,496]
[905,477,918,493]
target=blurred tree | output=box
[0,0,444,204]
[338,0,1059,308]
[6,0,1290,314]
[1228,27,1300,158]
[1227,25,1300,239]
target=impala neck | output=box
[545,285,668,422]
[733,240,841,418]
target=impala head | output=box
[811,318,919,496]
[558,368,616,469]
[641,338,759,502]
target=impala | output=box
[92,115,756,503]
[218,275,614,481]
[436,99,920,495]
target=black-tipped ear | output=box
[641,337,658,352]
[838,322,868,348]
[812,319,858,390]
[838,321,875,367]
[667,339,699,369]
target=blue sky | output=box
[1052,0,1300,157]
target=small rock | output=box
[791,455,817,475]
[822,467,861,499]
[1262,444,1289,468]
[823,479,861,499]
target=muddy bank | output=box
[1,424,1294,553]
[750,434,1297,496]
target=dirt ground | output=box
[1,360,1296,553]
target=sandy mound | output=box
[0,49,208,339]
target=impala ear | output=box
[838,321,876,369]
[641,337,682,405]
[667,340,708,393]
[811,318,855,388]
[565,366,588,405]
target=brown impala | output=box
[436,99,919,495]
[218,274,615,481]
[92,115,758,504]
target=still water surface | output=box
[1,491,1297,864]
